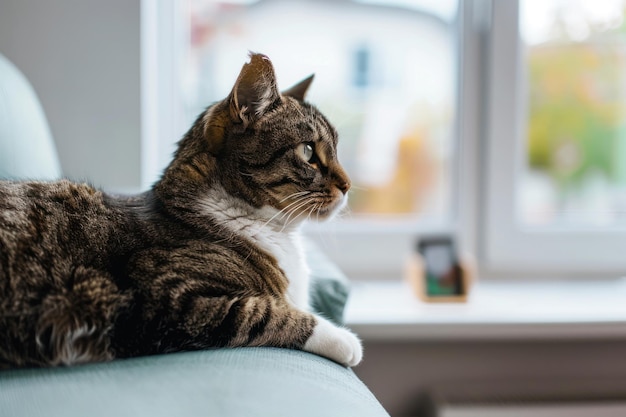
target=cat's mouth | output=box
[315,193,348,220]
[271,191,347,224]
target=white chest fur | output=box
[251,228,311,310]
[199,188,311,311]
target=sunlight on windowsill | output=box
[345,278,626,341]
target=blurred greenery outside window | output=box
[520,0,626,227]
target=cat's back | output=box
[1,178,103,214]
[0,179,133,270]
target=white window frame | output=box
[141,0,188,191]
[483,0,626,276]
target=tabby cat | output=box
[0,53,362,369]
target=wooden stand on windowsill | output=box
[405,252,476,303]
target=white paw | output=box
[303,316,363,367]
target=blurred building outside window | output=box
[182,0,459,225]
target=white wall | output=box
[0,0,141,192]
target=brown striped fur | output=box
[0,54,362,369]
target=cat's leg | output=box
[165,294,362,366]
[233,299,362,366]
[35,266,130,366]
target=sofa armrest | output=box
[0,348,389,417]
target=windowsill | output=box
[344,278,626,341]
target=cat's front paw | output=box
[303,316,363,367]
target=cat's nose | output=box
[332,165,351,195]
[335,179,351,195]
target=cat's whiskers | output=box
[271,195,311,223]
[279,197,312,220]
[297,199,324,227]
[313,202,333,249]
[306,201,331,251]
[278,191,310,204]
[336,200,353,219]
[279,198,314,232]
[305,203,318,223]
[349,185,368,192]
[250,194,312,236]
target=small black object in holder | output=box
[406,235,473,302]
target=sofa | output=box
[0,53,389,417]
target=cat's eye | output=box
[298,142,315,163]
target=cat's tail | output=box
[35,267,131,367]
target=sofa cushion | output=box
[0,348,388,417]
[306,240,350,325]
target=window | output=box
[484,0,626,275]
[144,0,461,278]
[144,0,626,279]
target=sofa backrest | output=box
[0,53,61,180]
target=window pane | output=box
[520,0,626,227]
[182,0,458,222]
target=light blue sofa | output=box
[0,53,389,417]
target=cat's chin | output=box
[313,195,348,222]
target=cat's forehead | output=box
[260,97,337,145]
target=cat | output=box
[0,53,362,369]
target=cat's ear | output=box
[228,52,281,127]
[282,74,314,102]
